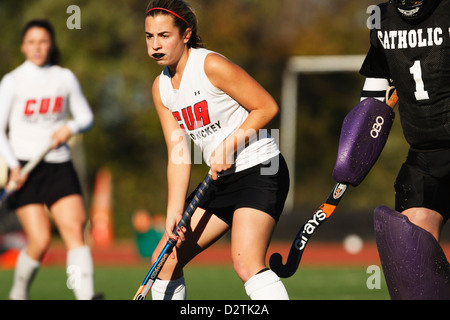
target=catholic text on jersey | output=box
[377,27,450,50]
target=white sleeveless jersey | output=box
[159,48,279,173]
[0,61,93,168]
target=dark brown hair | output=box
[146,0,203,49]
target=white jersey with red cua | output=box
[158,48,280,174]
[0,60,93,168]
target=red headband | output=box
[146,7,189,25]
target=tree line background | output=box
[0,0,410,240]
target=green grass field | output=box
[0,264,389,300]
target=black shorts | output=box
[8,160,82,210]
[186,154,290,226]
[394,149,450,223]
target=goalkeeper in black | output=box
[359,0,450,299]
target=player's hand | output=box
[7,165,27,191]
[165,213,187,254]
[209,142,233,180]
[51,125,72,149]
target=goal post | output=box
[280,55,366,212]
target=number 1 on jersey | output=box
[410,60,430,101]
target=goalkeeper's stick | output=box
[270,89,399,278]
[269,183,348,278]
[133,173,213,300]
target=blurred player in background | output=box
[0,20,97,300]
[145,0,290,300]
[360,0,450,299]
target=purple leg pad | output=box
[333,98,395,186]
[374,205,450,300]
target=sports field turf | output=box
[0,264,389,300]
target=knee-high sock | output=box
[151,276,186,300]
[67,245,95,300]
[245,269,289,300]
[8,249,40,300]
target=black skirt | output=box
[8,160,82,210]
[187,154,290,226]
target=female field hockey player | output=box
[0,20,97,300]
[145,0,290,300]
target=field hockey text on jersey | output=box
[377,27,450,50]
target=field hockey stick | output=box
[133,173,213,300]
[269,183,348,278]
[0,142,53,207]
[270,89,399,278]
